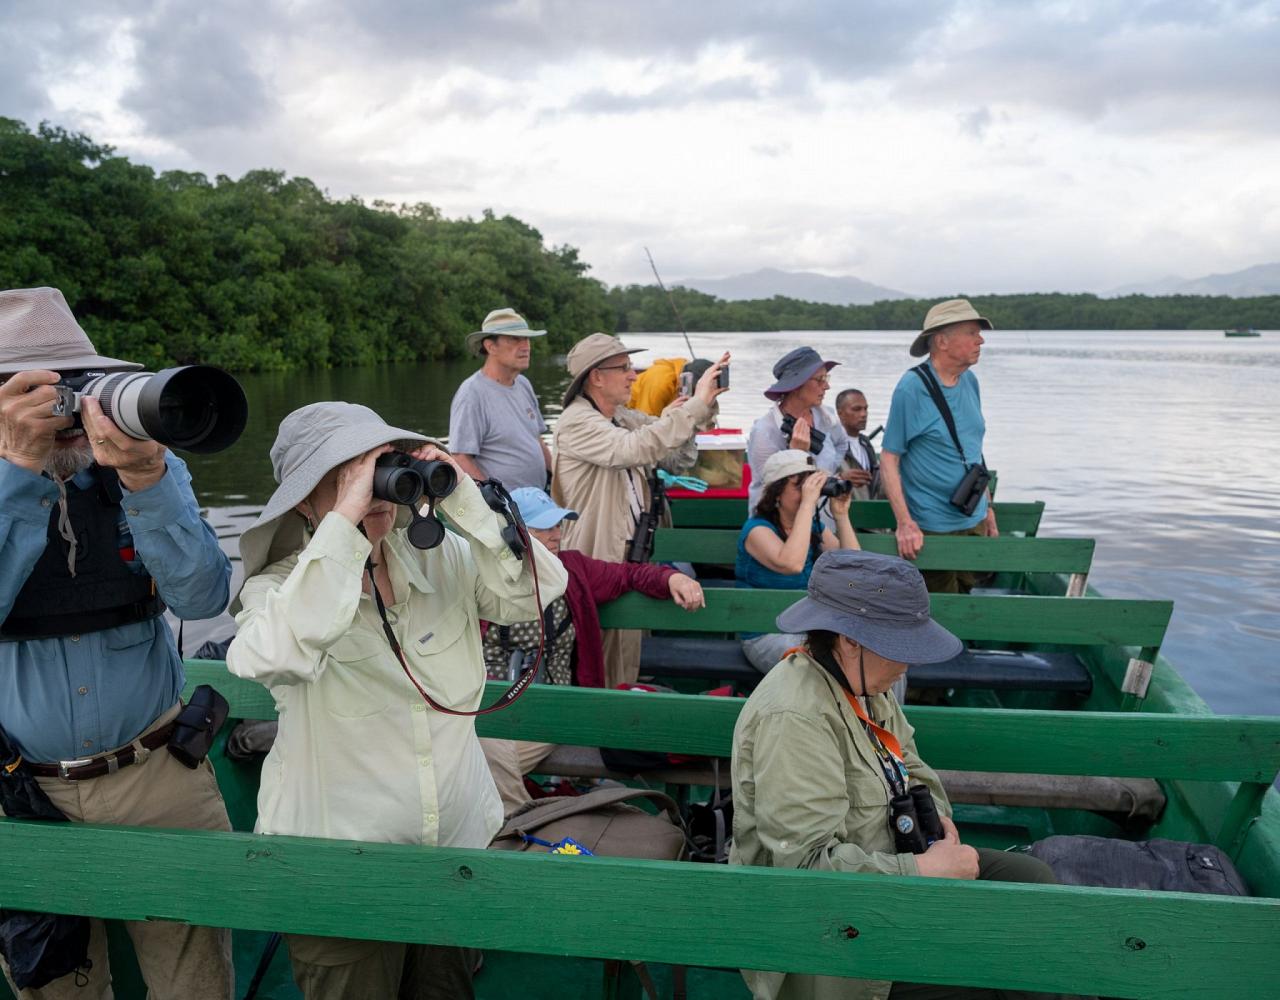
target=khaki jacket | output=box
[730,652,951,1000]
[552,396,710,561]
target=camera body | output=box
[49,366,248,454]
[677,363,730,397]
[779,413,826,455]
[819,476,853,498]
[949,462,991,516]
[677,371,694,397]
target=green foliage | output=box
[609,284,1280,332]
[0,118,613,371]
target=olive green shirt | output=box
[729,651,952,1000]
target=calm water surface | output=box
[181,330,1280,718]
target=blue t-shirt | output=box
[881,361,988,532]
[735,517,820,640]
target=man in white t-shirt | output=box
[836,387,881,500]
[448,308,553,490]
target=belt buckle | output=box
[57,752,120,780]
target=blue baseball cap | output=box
[510,487,580,530]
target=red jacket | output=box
[558,550,675,688]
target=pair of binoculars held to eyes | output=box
[371,452,458,550]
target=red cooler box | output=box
[665,428,751,499]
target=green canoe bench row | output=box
[669,498,1045,534]
[600,589,1171,701]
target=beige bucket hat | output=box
[0,287,144,376]
[561,332,644,407]
[758,449,818,488]
[910,298,994,357]
[231,401,441,612]
[466,308,547,358]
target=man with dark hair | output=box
[0,287,234,998]
[881,299,998,593]
[448,307,552,490]
[835,387,880,500]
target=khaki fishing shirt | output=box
[730,651,951,1000]
[552,397,709,561]
[229,476,568,849]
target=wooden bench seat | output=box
[639,636,1093,692]
[670,498,1046,534]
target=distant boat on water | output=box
[1224,326,1262,337]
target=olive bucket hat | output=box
[231,401,440,613]
[561,332,644,407]
[909,298,993,358]
[775,549,962,664]
[466,308,547,358]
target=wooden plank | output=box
[0,820,1275,999]
[669,499,1046,534]
[596,591,1173,647]
[651,530,1095,573]
[183,664,1280,784]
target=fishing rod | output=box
[644,246,696,359]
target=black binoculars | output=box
[780,413,826,456]
[373,452,458,507]
[889,784,946,855]
[820,477,853,498]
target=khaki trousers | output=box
[286,933,477,1000]
[0,705,234,1000]
[602,628,643,689]
[921,523,989,595]
[479,738,556,816]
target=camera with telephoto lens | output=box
[819,476,853,499]
[779,413,825,456]
[49,366,248,454]
[949,462,991,516]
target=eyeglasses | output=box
[808,373,831,386]
[596,363,635,373]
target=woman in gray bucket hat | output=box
[729,549,1059,1000]
[226,401,567,998]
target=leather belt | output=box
[27,722,176,780]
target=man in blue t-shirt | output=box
[881,299,998,593]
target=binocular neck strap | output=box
[842,688,910,797]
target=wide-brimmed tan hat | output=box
[758,449,818,488]
[466,308,547,358]
[910,298,993,357]
[561,332,643,407]
[0,287,144,376]
[231,401,441,612]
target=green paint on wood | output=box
[182,664,1280,784]
[651,530,1095,572]
[0,820,1275,999]
[670,499,1045,533]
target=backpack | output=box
[489,786,686,860]
[1027,835,1250,895]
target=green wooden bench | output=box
[652,529,1093,592]
[669,498,1045,534]
[598,589,1171,704]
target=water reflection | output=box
[182,330,1280,719]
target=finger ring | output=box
[95,438,106,445]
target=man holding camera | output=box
[551,333,729,687]
[0,288,234,998]
[880,299,998,594]
[448,307,552,490]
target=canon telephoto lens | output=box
[373,453,425,506]
[81,365,248,454]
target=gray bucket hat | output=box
[466,307,547,358]
[763,346,839,400]
[231,401,439,612]
[0,287,144,376]
[775,550,962,664]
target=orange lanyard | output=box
[842,690,910,792]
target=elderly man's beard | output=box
[45,428,95,480]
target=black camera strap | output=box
[911,363,981,471]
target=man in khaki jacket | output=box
[552,333,728,685]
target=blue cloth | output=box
[0,455,230,762]
[881,361,988,532]
[736,517,818,641]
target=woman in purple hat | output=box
[746,346,854,527]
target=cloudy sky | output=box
[4,1,1279,294]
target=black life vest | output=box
[0,467,165,641]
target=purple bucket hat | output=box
[763,346,839,400]
[775,549,962,664]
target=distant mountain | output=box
[1107,262,1280,298]
[675,267,911,305]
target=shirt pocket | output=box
[842,762,892,844]
[401,602,482,711]
[320,632,397,719]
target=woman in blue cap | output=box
[730,549,1059,1000]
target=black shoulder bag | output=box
[910,363,990,517]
